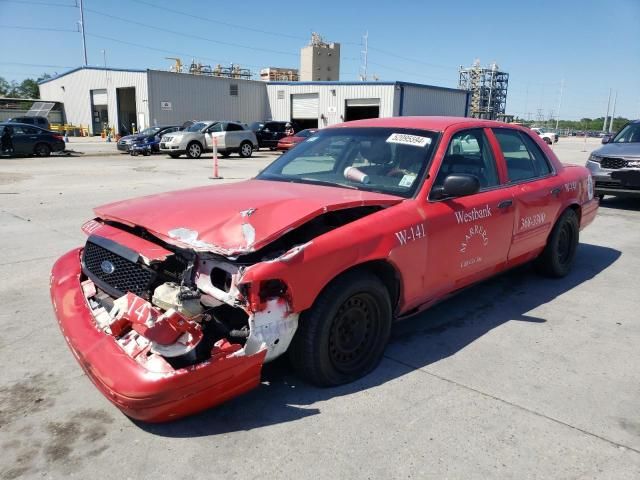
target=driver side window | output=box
[433,129,499,194]
[207,123,223,133]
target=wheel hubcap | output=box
[328,293,380,374]
[190,145,200,156]
[242,144,251,155]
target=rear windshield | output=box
[257,127,438,198]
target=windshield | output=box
[186,122,208,132]
[613,122,640,143]
[140,127,161,136]
[256,127,438,198]
[296,129,316,138]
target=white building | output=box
[39,67,469,134]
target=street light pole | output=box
[603,89,611,132]
[608,90,617,133]
[79,0,88,66]
[555,79,564,131]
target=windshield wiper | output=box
[298,178,359,190]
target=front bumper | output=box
[117,142,131,152]
[586,160,640,196]
[50,248,266,422]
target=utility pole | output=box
[603,88,612,132]
[360,31,368,81]
[78,0,88,66]
[608,90,617,133]
[555,79,564,131]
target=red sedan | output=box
[276,128,318,151]
[50,117,598,422]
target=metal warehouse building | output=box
[266,81,469,130]
[39,67,469,135]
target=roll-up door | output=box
[345,98,380,107]
[291,93,319,119]
[91,89,108,105]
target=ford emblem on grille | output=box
[100,260,116,274]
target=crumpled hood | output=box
[593,142,640,158]
[94,179,402,256]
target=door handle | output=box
[498,199,513,209]
[550,187,561,197]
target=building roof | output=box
[38,66,146,85]
[267,80,463,94]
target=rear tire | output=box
[34,143,51,157]
[186,141,202,159]
[535,209,579,278]
[289,272,392,386]
[239,141,253,158]
[544,137,552,145]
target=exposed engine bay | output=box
[78,205,383,374]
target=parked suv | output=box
[531,127,558,145]
[7,116,50,130]
[160,121,258,159]
[586,120,640,198]
[249,121,292,150]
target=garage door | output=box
[91,89,108,105]
[291,93,319,119]
[346,98,380,107]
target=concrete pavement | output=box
[0,144,638,479]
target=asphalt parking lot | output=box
[1,139,639,479]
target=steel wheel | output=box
[328,293,382,375]
[289,272,392,386]
[535,209,579,278]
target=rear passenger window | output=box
[493,129,551,182]
[433,129,500,192]
[226,123,243,131]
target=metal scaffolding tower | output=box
[458,60,509,120]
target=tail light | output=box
[53,135,64,141]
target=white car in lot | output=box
[159,121,258,159]
[531,127,559,145]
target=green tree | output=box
[18,79,40,99]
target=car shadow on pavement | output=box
[137,242,620,437]
[599,197,640,211]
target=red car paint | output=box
[50,116,598,421]
[276,129,318,151]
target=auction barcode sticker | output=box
[386,133,431,147]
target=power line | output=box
[84,7,299,57]
[85,32,265,70]
[131,0,307,42]
[0,24,77,33]
[0,61,76,69]
[0,0,76,7]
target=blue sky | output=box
[1,0,638,120]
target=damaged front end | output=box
[50,221,299,422]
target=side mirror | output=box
[601,134,613,144]
[431,174,480,199]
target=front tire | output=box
[535,209,579,278]
[239,141,253,158]
[34,143,51,157]
[186,141,202,159]
[289,272,392,386]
